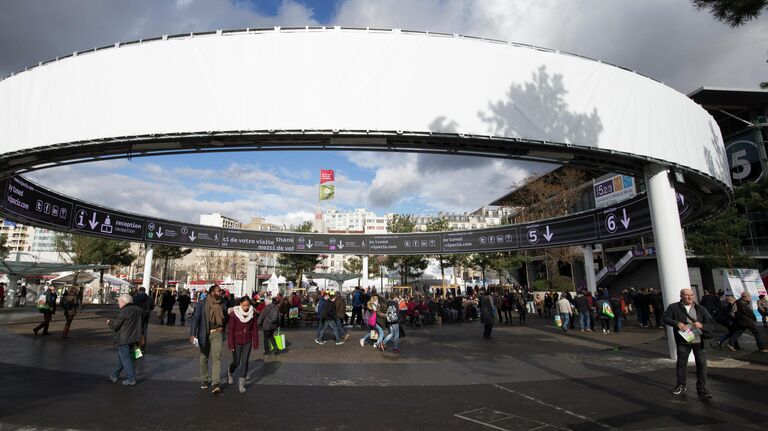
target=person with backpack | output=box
[61,287,79,339]
[33,284,57,336]
[227,296,259,393]
[257,297,280,356]
[382,296,401,353]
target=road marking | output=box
[454,407,565,431]
[492,384,613,429]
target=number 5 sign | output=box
[726,139,763,184]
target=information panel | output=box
[146,220,221,247]
[73,205,145,241]
[3,176,73,229]
[221,229,296,252]
[442,227,518,253]
[521,215,598,248]
[295,234,367,253]
[368,234,441,254]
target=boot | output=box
[227,369,234,385]
[238,377,246,393]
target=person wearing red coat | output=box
[227,297,259,393]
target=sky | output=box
[2,0,767,227]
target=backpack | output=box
[386,304,399,323]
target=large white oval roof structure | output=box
[0,27,729,191]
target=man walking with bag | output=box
[726,291,768,353]
[663,288,715,399]
[257,297,280,356]
[108,294,143,386]
[190,284,228,394]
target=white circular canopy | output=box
[0,27,730,192]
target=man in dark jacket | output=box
[108,294,143,386]
[178,290,191,325]
[480,290,495,339]
[663,288,715,398]
[651,290,665,329]
[33,284,57,336]
[574,292,591,331]
[257,298,280,356]
[132,287,151,350]
[726,291,768,353]
[189,284,228,393]
[159,289,176,324]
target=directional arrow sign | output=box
[72,205,144,240]
[598,197,652,239]
[146,220,221,247]
[338,240,345,249]
[306,240,313,248]
[542,226,554,242]
[620,209,630,229]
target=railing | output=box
[595,250,634,283]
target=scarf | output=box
[233,305,254,323]
[205,297,225,329]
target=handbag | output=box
[273,328,286,350]
[554,314,562,327]
[367,311,377,327]
[369,330,379,340]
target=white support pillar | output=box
[6,274,21,308]
[246,253,258,296]
[582,245,597,294]
[142,243,154,293]
[645,165,690,360]
[362,255,369,291]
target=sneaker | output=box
[335,341,345,346]
[697,389,713,399]
[314,339,325,345]
[359,339,365,347]
[109,375,118,383]
[671,385,686,395]
[343,333,350,342]
[586,329,593,332]
[122,380,136,386]
[759,349,768,353]
[211,385,222,394]
[201,382,210,389]
[580,329,585,332]
[725,344,736,352]
[393,348,401,353]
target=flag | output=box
[320,169,334,184]
[319,184,335,201]
[320,169,335,201]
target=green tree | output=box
[693,0,767,27]
[153,245,192,285]
[491,252,530,284]
[277,220,322,289]
[383,215,429,286]
[0,233,9,261]
[686,206,752,268]
[469,253,495,288]
[55,234,136,302]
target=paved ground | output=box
[1,305,767,430]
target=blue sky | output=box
[5,0,767,226]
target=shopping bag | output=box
[274,329,286,350]
[370,330,379,340]
[36,294,50,312]
[132,345,143,360]
[554,314,562,327]
[288,307,299,319]
[367,311,377,327]
[601,303,615,319]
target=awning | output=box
[0,260,110,277]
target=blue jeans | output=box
[579,312,591,330]
[559,313,570,332]
[335,319,347,337]
[383,323,400,349]
[361,324,385,345]
[315,317,324,339]
[319,319,340,341]
[112,344,136,382]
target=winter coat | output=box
[734,298,757,328]
[663,302,715,345]
[321,300,337,321]
[189,298,228,352]
[133,292,151,319]
[227,310,259,350]
[109,304,143,346]
[177,294,191,311]
[335,296,347,319]
[257,303,280,331]
[40,290,57,315]
[160,292,176,311]
[574,295,589,313]
[479,294,495,325]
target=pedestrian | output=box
[359,293,386,349]
[651,289,665,329]
[596,291,614,334]
[493,292,503,323]
[317,293,344,345]
[132,287,151,351]
[178,290,191,325]
[725,291,768,353]
[610,293,624,333]
[33,284,57,336]
[257,297,280,356]
[501,293,512,324]
[350,287,364,327]
[556,294,572,332]
[480,290,495,339]
[189,284,228,393]
[757,294,768,328]
[19,284,27,307]
[61,287,79,339]
[227,297,259,393]
[516,295,527,325]
[159,289,175,324]
[0,283,5,308]
[382,296,401,353]
[715,295,741,350]
[635,288,650,328]
[108,293,143,386]
[574,291,591,332]
[663,288,714,398]
[334,293,350,335]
